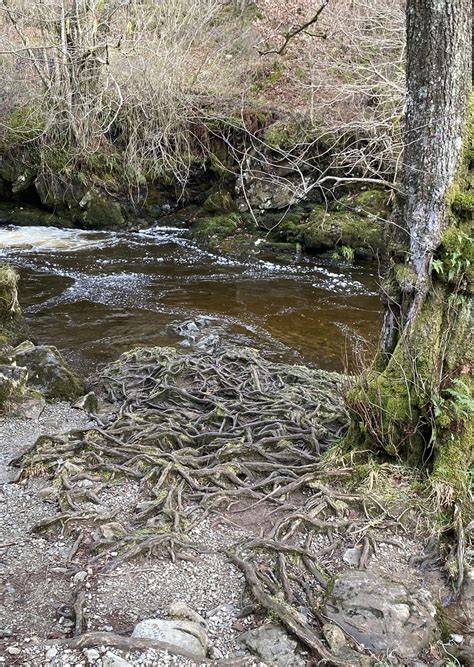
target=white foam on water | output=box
[0,226,112,254]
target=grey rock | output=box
[73,392,98,413]
[12,341,85,399]
[323,569,437,658]
[448,645,474,666]
[83,648,100,663]
[132,618,207,656]
[343,546,363,567]
[13,396,46,420]
[240,624,305,667]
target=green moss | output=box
[263,120,305,149]
[302,206,384,256]
[191,213,240,245]
[346,286,446,463]
[434,224,474,285]
[351,189,391,217]
[202,190,236,214]
[4,105,44,146]
[0,264,21,323]
[267,61,284,84]
[446,92,473,220]
[431,425,473,502]
[452,190,474,213]
[81,197,125,229]
[394,263,417,292]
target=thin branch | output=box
[258,0,330,56]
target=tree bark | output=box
[347,0,473,504]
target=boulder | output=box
[323,569,437,658]
[12,341,85,400]
[239,624,306,667]
[132,618,207,656]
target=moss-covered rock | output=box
[336,189,391,218]
[191,213,240,246]
[302,206,385,257]
[12,341,85,400]
[263,120,306,149]
[81,195,125,229]
[202,190,237,214]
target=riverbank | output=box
[1,345,473,666]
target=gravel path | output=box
[0,402,262,666]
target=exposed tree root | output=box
[16,346,415,662]
[51,631,255,665]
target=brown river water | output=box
[0,224,383,373]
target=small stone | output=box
[342,546,362,567]
[232,621,245,632]
[7,646,21,655]
[322,624,346,653]
[240,624,305,667]
[451,634,464,644]
[83,648,100,662]
[102,652,132,667]
[46,648,59,659]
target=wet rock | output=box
[323,569,437,658]
[238,174,304,211]
[132,618,207,656]
[239,624,305,667]
[12,341,85,400]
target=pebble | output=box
[7,646,21,655]
[46,647,59,659]
[83,648,101,662]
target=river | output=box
[0,224,382,373]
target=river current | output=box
[0,224,382,373]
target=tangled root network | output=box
[19,346,387,663]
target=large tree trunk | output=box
[347,0,473,504]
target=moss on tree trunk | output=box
[345,1,473,506]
